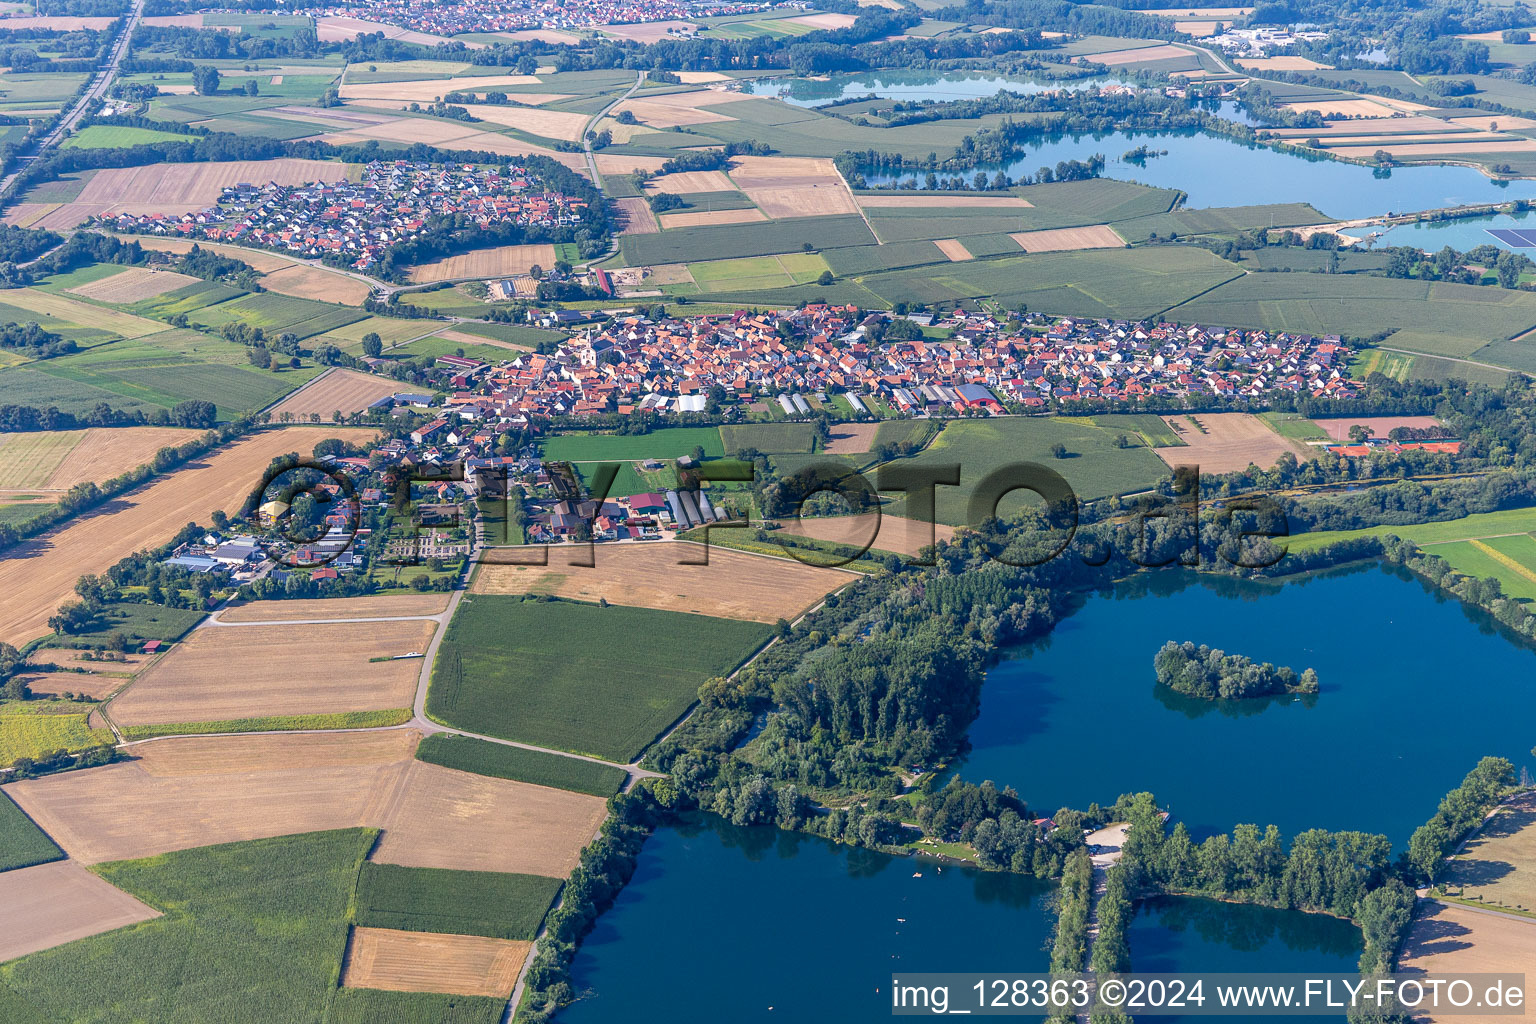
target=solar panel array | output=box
[1487,228,1536,246]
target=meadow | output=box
[540,426,724,462]
[1284,505,1536,553]
[619,213,875,264]
[881,416,1173,525]
[61,125,197,150]
[415,733,628,797]
[0,790,64,872]
[354,862,563,940]
[427,596,772,762]
[0,829,372,1023]
[720,422,818,453]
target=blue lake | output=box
[744,70,1136,107]
[948,565,1536,846]
[1371,210,1536,251]
[859,129,1536,219]
[560,814,1057,1023]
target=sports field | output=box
[105,619,436,728]
[428,596,773,761]
[472,541,850,622]
[0,427,359,646]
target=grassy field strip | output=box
[1286,506,1536,552]
[1470,538,1536,585]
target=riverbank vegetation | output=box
[1154,641,1319,700]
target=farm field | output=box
[428,596,773,761]
[105,619,437,729]
[0,859,160,962]
[540,426,724,462]
[0,427,359,646]
[407,243,558,283]
[190,291,366,339]
[266,367,403,418]
[1286,506,1536,553]
[820,421,879,454]
[0,789,63,872]
[0,702,113,764]
[61,124,195,149]
[216,593,449,622]
[260,265,373,305]
[768,513,957,560]
[1259,411,1331,442]
[0,427,201,493]
[415,734,628,797]
[340,927,529,997]
[354,861,563,939]
[881,417,1173,525]
[472,541,850,622]
[720,421,819,453]
[618,213,875,265]
[328,989,505,1024]
[1397,901,1536,1023]
[65,267,199,303]
[0,286,170,338]
[1154,413,1312,474]
[1311,415,1443,441]
[1422,536,1536,602]
[0,829,372,1024]
[1441,791,1536,916]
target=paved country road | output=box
[0,0,147,200]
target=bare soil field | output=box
[341,927,530,997]
[1080,44,1193,65]
[1442,792,1536,915]
[1312,415,1442,441]
[406,243,558,283]
[447,104,589,141]
[473,541,850,622]
[644,169,736,194]
[823,422,881,453]
[1280,98,1400,118]
[15,669,130,700]
[66,267,198,303]
[935,238,975,261]
[1156,413,1311,473]
[1398,902,1536,1023]
[658,208,767,229]
[2,730,423,864]
[599,19,694,42]
[339,75,540,103]
[0,426,195,492]
[616,196,660,235]
[0,860,160,962]
[0,427,360,646]
[857,194,1033,208]
[790,12,858,27]
[1236,56,1332,70]
[107,619,436,727]
[370,760,607,876]
[27,159,349,229]
[216,593,449,622]
[769,513,956,559]
[1010,224,1125,252]
[260,264,372,304]
[267,368,402,418]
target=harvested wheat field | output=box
[26,159,350,230]
[658,208,767,229]
[1398,902,1536,1023]
[1442,791,1536,914]
[1080,44,1192,65]
[107,619,436,727]
[644,169,736,194]
[25,647,151,672]
[217,593,449,622]
[473,541,851,622]
[1334,140,1536,158]
[935,238,974,261]
[744,184,857,218]
[594,153,669,176]
[1236,56,1332,70]
[260,264,371,304]
[0,427,361,646]
[371,760,606,875]
[729,155,842,189]
[407,243,558,284]
[315,16,458,47]
[822,421,881,454]
[449,104,589,141]
[1267,115,1454,138]
[1,730,421,864]
[1156,413,1310,473]
[339,75,540,103]
[15,669,129,700]
[613,89,752,128]
[0,427,200,493]
[789,11,858,28]
[599,19,693,42]
[616,196,660,234]
[66,267,198,303]
[1452,115,1536,131]
[674,71,731,83]
[770,513,956,560]
[0,860,160,962]
[267,368,401,418]
[0,288,169,338]
[341,927,530,997]
[1280,98,1399,119]
[1010,224,1125,252]
[857,194,1033,208]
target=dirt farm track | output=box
[0,427,365,646]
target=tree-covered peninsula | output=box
[1154,642,1320,700]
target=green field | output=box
[671,252,832,294]
[541,426,724,462]
[1258,412,1330,442]
[119,709,412,740]
[446,322,565,346]
[1112,203,1330,241]
[1,830,371,1023]
[1286,506,1536,553]
[327,990,505,1024]
[129,281,248,320]
[1423,537,1536,602]
[881,417,1173,525]
[619,214,875,265]
[0,702,112,764]
[427,596,773,761]
[720,422,818,454]
[62,125,198,150]
[190,293,366,339]
[415,733,628,797]
[0,790,64,872]
[41,601,205,648]
[1092,413,1186,448]
[354,862,562,940]
[822,240,950,275]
